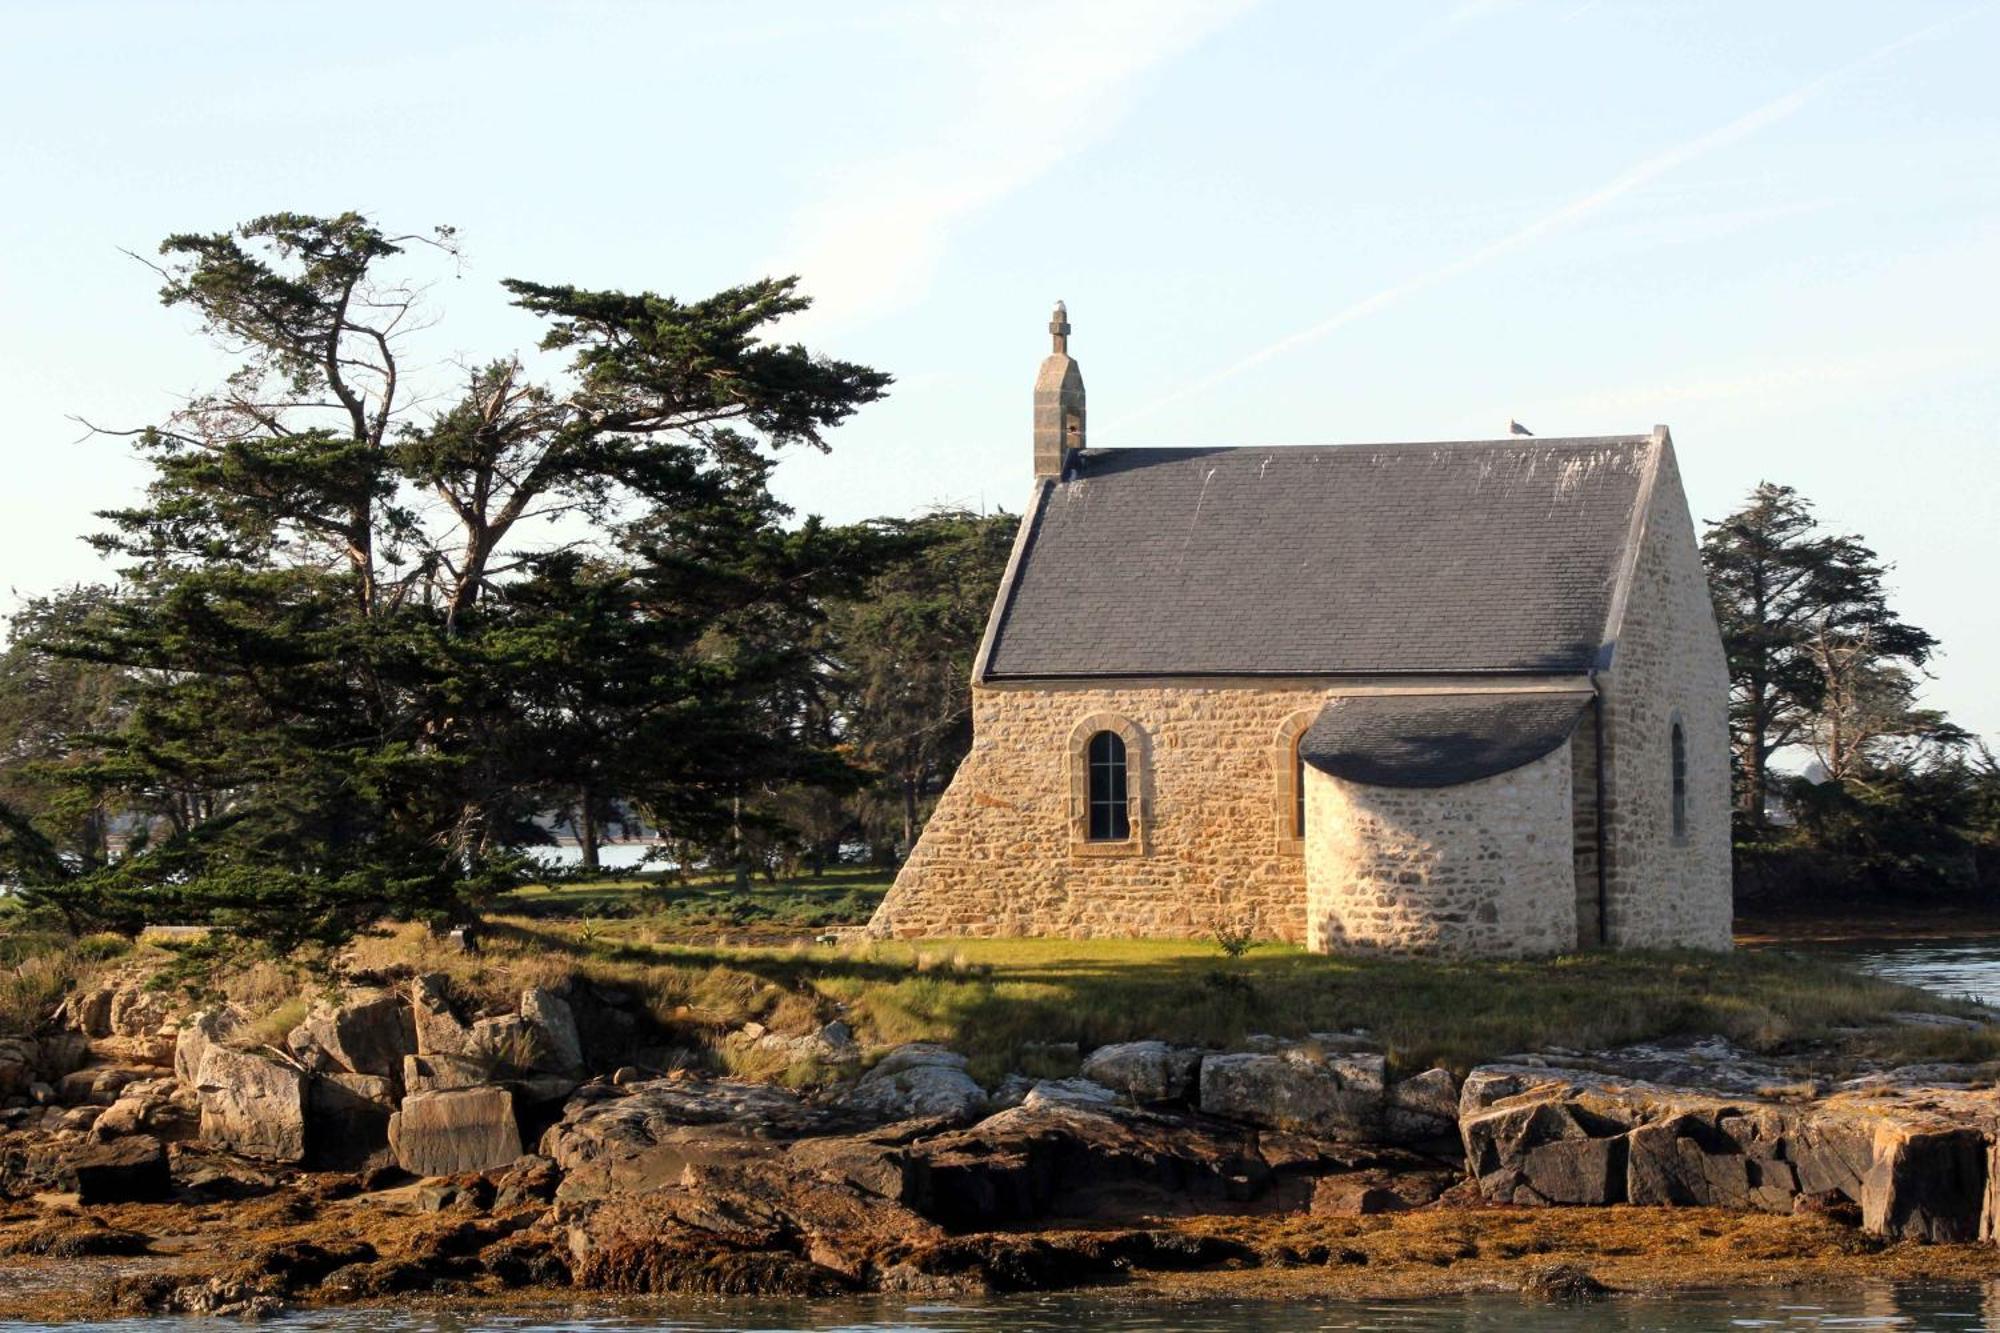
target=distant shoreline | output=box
[1735,906,2000,945]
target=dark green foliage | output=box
[832,509,1017,855]
[1700,483,1941,827]
[1703,482,1991,910]
[7,211,891,947]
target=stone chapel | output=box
[866,306,1732,957]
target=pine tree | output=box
[20,211,889,945]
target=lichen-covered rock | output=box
[1198,1048,1385,1138]
[845,1046,985,1123]
[520,988,584,1074]
[1020,1078,1119,1112]
[91,1078,194,1142]
[193,1046,308,1162]
[107,987,174,1039]
[388,1087,523,1177]
[173,1007,243,1089]
[1384,1067,1459,1143]
[542,1077,827,1198]
[404,1052,492,1094]
[409,975,476,1059]
[287,990,414,1082]
[1080,1041,1202,1104]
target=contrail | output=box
[1110,11,1974,432]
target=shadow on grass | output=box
[461,920,1995,1081]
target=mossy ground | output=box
[330,915,1997,1084]
[11,877,1994,1084]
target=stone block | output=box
[1080,1041,1202,1103]
[68,1134,170,1204]
[1861,1126,1987,1243]
[388,1087,523,1177]
[288,990,415,1081]
[1521,1135,1626,1205]
[194,1046,307,1162]
[1198,1049,1384,1138]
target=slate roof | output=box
[1298,691,1594,788]
[981,437,1656,679]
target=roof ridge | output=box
[1078,436,1652,456]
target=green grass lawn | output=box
[499,865,891,934]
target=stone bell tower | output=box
[1033,301,1085,479]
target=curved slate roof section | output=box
[1299,691,1593,788]
[982,437,1654,678]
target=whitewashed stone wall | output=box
[1597,441,1733,950]
[1302,748,1576,958]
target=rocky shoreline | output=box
[4,972,1999,1320]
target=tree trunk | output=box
[731,789,750,893]
[577,792,600,874]
[901,773,919,851]
[1742,714,1768,827]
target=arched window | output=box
[1273,710,1317,854]
[1293,734,1307,839]
[1087,730,1130,841]
[1069,713,1145,855]
[1670,721,1688,840]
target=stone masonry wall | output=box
[1302,747,1576,958]
[869,683,1340,941]
[1570,710,1601,948]
[1598,441,1733,949]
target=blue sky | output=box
[2,1,1995,742]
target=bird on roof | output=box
[1509,419,1534,436]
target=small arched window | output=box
[1087,730,1130,841]
[1670,721,1688,840]
[1293,734,1307,839]
[1273,710,1316,854]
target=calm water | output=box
[1816,937,2000,1007]
[10,1285,2000,1331]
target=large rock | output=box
[108,986,174,1038]
[845,1045,986,1123]
[1521,1135,1628,1205]
[542,1077,828,1199]
[68,1134,171,1204]
[388,1087,523,1176]
[174,1007,243,1088]
[1384,1067,1459,1143]
[193,1045,308,1162]
[909,1100,1270,1228]
[287,990,414,1082]
[1626,1117,1750,1208]
[409,974,476,1059]
[1021,1078,1119,1112]
[1080,1041,1202,1104]
[92,1077,195,1142]
[1862,1124,1988,1243]
[521,988,584,1074]
[7,1133,172,1203]
[1458,1054,2000,1244]
[404,1052,493,1094]
[308,1072,396,1165]
[0,1038,39,1096]
[1198,1047,1386,1138]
